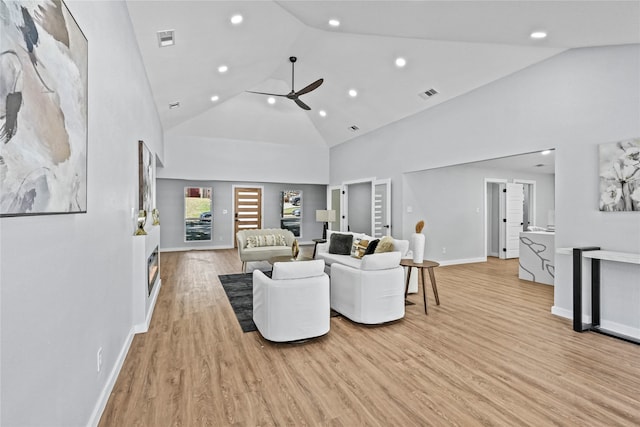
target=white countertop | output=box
[521,231,555,235]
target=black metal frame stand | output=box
[572,247,639,345]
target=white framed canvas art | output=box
[0,0,88,217]
[599,138,640,212]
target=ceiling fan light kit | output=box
[246,56,323,111]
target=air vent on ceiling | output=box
[418,88,439,100]
[168,101,180,109]
[348,125,360,132]
[157,30,175,47]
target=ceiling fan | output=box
[247,56,323,111]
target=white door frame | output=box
[513,179,536,229]
[372,178,392,237]
[484,178,508,259]
[327,185,346,232]
[342,177,376,233]
[504,182,524,259]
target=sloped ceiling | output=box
[126,1,640,148]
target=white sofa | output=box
[236,228,295,272]
[330,251,405,324]
[315,230,409,272]
[314,230,410,324]
[253,259,330,342]
[315,230,418,293]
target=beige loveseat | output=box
[236,228,295,272]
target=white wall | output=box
[403,165,554,263]
[331,45,640,333]
[0,2,163,426]
[157,179,327,250]
[158,133,329,184]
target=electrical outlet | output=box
[442,247,447,254]
[97,347,103,373]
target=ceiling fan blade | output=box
[246,90,288,97]
[294,98,311,110]
[295,78,323,96]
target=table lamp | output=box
[315,209,336,239]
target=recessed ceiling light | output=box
[230,14,243,25]
[395,57,407,68]
[210,95,219,102]
[218,65,228,73]
[267,97,276,105]
[168,101,180,109]
[319,110,327,117]
[328,19,340,27]
[541,150,552,155]
[348,89,358,98]
[530,31,547,39]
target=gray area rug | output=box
[218,272,340,333]
[218,272,262,332]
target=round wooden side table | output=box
[400,259,441,314]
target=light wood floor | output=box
[100,249,640,426]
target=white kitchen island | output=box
[519,231,555,285]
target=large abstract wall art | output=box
[0,0,88,217]
[599,138,640,212]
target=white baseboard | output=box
[161,242,314,253]
[87,327,136,427]
[438,257,487,267]
[551,306,639,338]
[551,305,573,320]
[88,278,163,426]
[160,245,233,252]
[600,320,640,339]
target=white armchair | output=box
[253,259,330,342]
[330,251,405,324]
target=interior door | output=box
[234,187,262,247]
[503,183,524,259]
[372,179,391,237]
[328,186,343,231]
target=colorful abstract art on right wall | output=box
[599,138,640,212]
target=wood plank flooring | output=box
[100,249,640,426]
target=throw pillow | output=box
[350,238,362,257]
[374,236,395,253]
[246,234,287,248]
[364,239,379,255]
[351,239,369,259]
[328,233,353,255]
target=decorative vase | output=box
[151,208,160,226]
[411,233,425,264]
[135,209,147,236]
[292,239,300,259]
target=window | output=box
[281,190,302,237]
[185,187,212,241]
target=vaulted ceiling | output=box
[126,1,640,148]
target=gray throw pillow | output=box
[329,233,353,255]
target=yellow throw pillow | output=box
[374,236,395,253]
